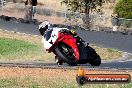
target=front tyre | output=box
[54,43,78,66]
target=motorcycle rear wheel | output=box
[89,53,101,66]
[54,43,78,66]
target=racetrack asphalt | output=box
[0,20,132,69]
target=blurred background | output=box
[0,0,131,31]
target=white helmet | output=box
[39,20,51,35]
[39,20,51,29]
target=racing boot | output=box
[55,56,63,65]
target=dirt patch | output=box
[0,67,131,79]
[0,67,76,80]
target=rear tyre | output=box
[89,53,101,66]
[54,43,78,66]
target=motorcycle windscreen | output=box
[43,29,53,49]
[43,29,59,49]
[44,29,53,41]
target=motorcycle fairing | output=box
[42,28,69,49]
[56,32,80,60]
[42,28,80,60]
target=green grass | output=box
[0,37,54,62]
[0,77,131,88]
[0,77,41,88]
[0,38,39,56]
[107,48,117,53]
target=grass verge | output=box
[0,77,131,88]
[0,31,54,62]
[0,67,131,88]
[91,44,122,60]
[0,37,39,56]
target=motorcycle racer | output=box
[39,20,87,47]
[39,20,82,65]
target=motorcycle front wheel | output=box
[54,43,78,66]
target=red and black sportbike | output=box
[39,22,101,66]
